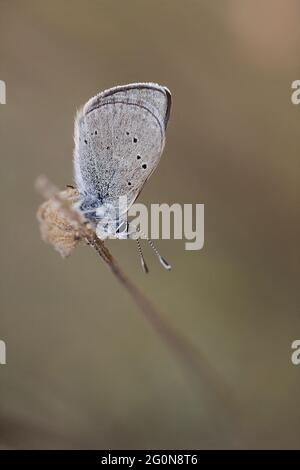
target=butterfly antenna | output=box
[136,238,149,274]
[146,238,172,271]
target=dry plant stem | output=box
[36,175,242,441]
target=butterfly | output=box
[73,83,172,272]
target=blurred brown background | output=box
[0,0,299,449]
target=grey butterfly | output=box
[73,82,171,271]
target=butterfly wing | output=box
[73,83,171,212]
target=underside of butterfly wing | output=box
[73,83,171,222]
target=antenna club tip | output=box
[141,259,149,274]
[160,257,172,271]
[143,265,149,274]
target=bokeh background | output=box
[0,0,299,449]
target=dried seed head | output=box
[37,187,82,257]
